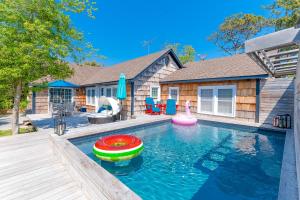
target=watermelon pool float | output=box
[93,134,144,162]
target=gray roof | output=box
[161,54,268,83]
[68,49,182,86]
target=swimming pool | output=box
[70,121,285,200]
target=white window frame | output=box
[168,87,179,103]
[99,85,117,98]
[197,87,215,115]
[150,85,161,103]
[48,87,74,113]
[86,87,96,106]
[198,85,236,117]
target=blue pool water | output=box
[71,121,285,200]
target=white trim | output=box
[150,85,161,102]
[197,85,236,117]
[168,87,179,103]
[86,87,96,106]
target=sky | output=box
[70,0,273,66]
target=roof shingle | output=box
[161,54,268,83]
[68,49,175,86]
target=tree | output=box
[0,0,97,134]
[208,14,268,55]
[164,43,196,64]
[209,0,300,55]
[266,0,300,30]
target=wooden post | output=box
[255,79,260,123]
[130,81,135,117]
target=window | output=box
[86,87,96,105]
[169,87,179,103]
[106,88,112,97]
[198,85,236,117]
[49,88,72,104]
[217,89,233,115]
[100,86,117,98]
[199,89,214,113]
[100,88,104,96]
[150,86,160,103]
[112,87,117,97]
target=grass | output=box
[0,126,37,137]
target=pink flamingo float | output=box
[172,100,197,126]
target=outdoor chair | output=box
[165,99,177,115]
[145,97,161,115]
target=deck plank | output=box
[0,133,88,200]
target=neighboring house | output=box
[29,49,183,118]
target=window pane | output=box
[200,89,213,113]
[112,88,117,97]
[218,89,232,101]
[170,89,178,101]
[100,88,104,96]
[218,101,232,114]
[217,89,233,114]
[106,88,112,97]
[92,89,95,104]
[151,87,158,99]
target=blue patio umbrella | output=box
[117,73,127,100]
[48,80,79,88]
[117,73,126,119]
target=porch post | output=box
[255,79,260,123]
[130,81,135,117]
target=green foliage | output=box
[0,0,98,84]
[0,83,13,113]
[210,0,300,55]
[164,43,196,64]
[0,0,98,133]
[82,61,104,67]
[266,0,300,30]
[208,14,268,55]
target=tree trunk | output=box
[12,82,22,135]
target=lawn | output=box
[0,126,37,137]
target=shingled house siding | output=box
[73,87,97,112]
[161,79,257,122]
[133,56,179,115]
[74,88,86,107]
[33,89,49,114]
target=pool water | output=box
[71,121,285,200]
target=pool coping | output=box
[59,116,292,200]
[51,136,142,200]
[278,129,299,200]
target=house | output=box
[29,47,295,124]
[29,49,183,118]
[160,54,269,123]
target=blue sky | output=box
[71,0,273,66]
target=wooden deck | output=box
[0,133,88,200]
[0,128,141,200]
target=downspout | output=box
[130,81,135,117]
[255,79,260,123]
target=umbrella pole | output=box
[120,100,123,120]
